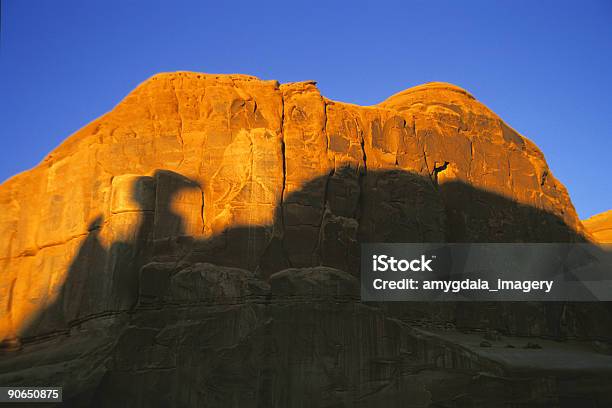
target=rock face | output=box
[0,72,609,407]
[583,210,612,243]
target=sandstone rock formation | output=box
[583,210,612,243]
[0,72,609,406]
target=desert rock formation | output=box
[583,210,612,243]
[0,72,609,406]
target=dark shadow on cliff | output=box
[175,166,608,342]
[13,170,200,340]
[9,166,612,355]
[3,166,612,406]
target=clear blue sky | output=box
[1,0,610,218]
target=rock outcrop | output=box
[0,72,609,407]
[583,210,612,243]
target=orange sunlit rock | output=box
[0,72,587,342]
[583,210,612,243]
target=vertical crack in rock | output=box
[422,145,431,182]
[278,90,292,268]
[394,117,406,167]
[316,99,331,263]
[171,81,186,168]
[356,123,368,223]
[244,132,255,265]
[279,94,287,233]
[200,189,206,235]
[323,101,329,151]
[416,122,432,179]
[360,120,368,174]
[314,167,334,263]
[468,140,474,181]
[6,278,16,315]
[541,169,549,187]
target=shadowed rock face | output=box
[0,73,609,407]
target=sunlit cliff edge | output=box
[0,71,589,342]
[0,72,582,337]
[583,210,612,243]
[2,71,611,406]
